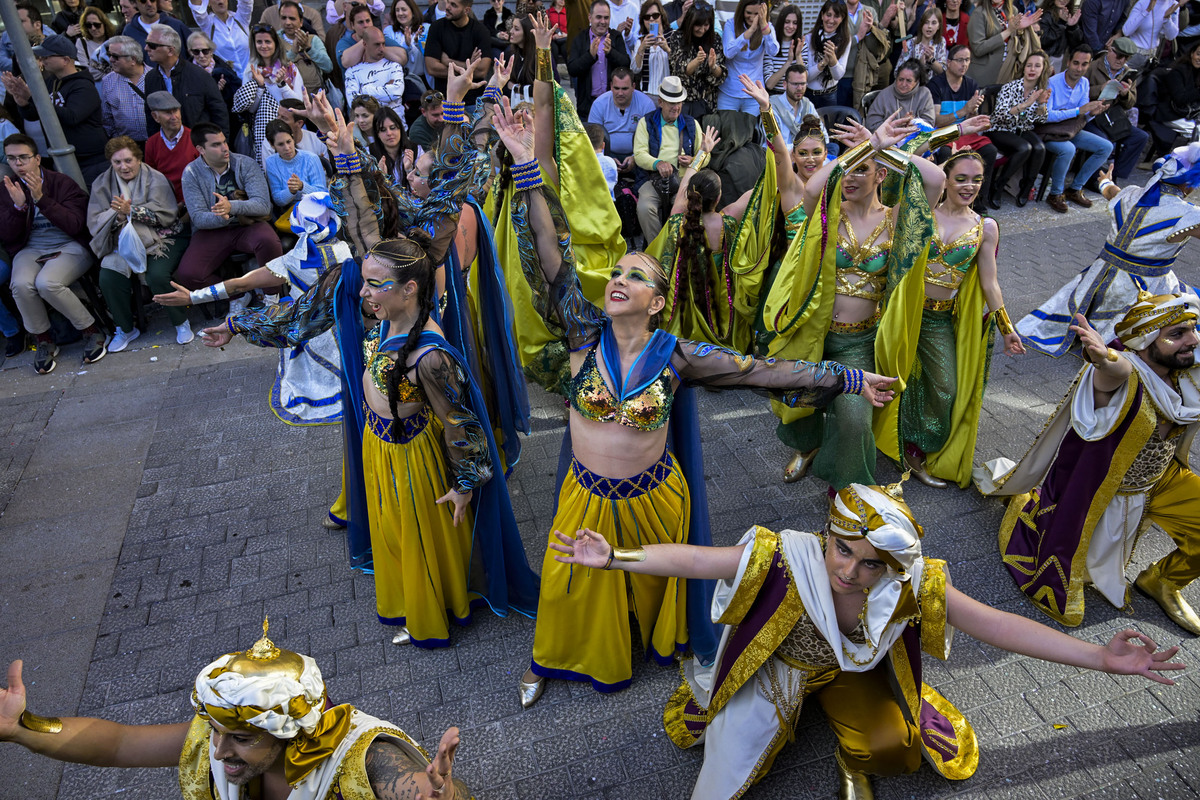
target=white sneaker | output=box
[228,294,251,316]
[108,327,140,353]
[175,322,195,345]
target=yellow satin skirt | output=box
[531,452,691,691]
[362,404,475,648]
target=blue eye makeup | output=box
[628,269,655,288]
[366,278,396,291]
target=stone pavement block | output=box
[566,748,629,793]
[1135,763,1200,800]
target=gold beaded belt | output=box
[924,297,956,311]
[829,312,881,334]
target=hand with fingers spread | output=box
[446,58,486,102]
[738,74,770,112]
[200,325,234,347]
[832,117,870,149]
[3,176,26,208]
[700,125,720,153]
[1069,313,1119,366]
[491,53,513,91]
[1099,630,1185,685]
[417,727,462,799]
[323,107,357,157]
[958,114,991,135]
[531,12,557,49]
[549,528,612,569]
[435,488,472,526]
[869,108,919,150]
[153,280,193,307]
[493,99,535,162]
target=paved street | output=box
[0,202,1197,799]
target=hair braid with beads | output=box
[675,169,722,323]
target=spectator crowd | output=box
[0,0,1194,374]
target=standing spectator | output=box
[409,90,445,150]
[370,106,416,186]
[928,44,999,209]
[866,58,937,126]
[968,0,1041,86]
[837,0,882,107]
[144,24,230,134]
[263,119,327,211]
[260,0,327,35]
[547,0,570,63]
[896,6,948,76]
[101,36,152,144]
[989,50,1049,205]
[0,133,104,373]
[188,0,251,76]
[1040,42,1113,212]
[1085,38,1150,179]
[632,0,672,99]
[143,91,192,202]
[719,0,778,112]
[1123,0,1184,69]
[0,1,53,75]
[803,0,849,109]
[587,67,655,163]
[608,0,641,52]
[247,25,307,102]
[939,0,970,48]
[633,75,701,241]
[176,122,283,306]
[52,0,86,41]
[350,94,381,148]
[89,136,192,351]
[1158,40,1200,141]
[763,4,806,93]
[424,0,493,102]
[666,1,725,117]
[484,0,514,54]
[568,1,632,119]
[5,35,108,182]
[1038,0,1083,70]
[77,6,116,83]
[187,32,241,116]
[277,1,335,94]
[123,0,192,49]
[1080,0,1124,51]
[338,2,407,68]
[345,26,409,109]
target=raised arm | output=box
[945,585,1184,685]
[202,264,342,348]
[532,14,559,188]
[671,125,720,216]
[0,660,190,769]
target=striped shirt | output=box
[101,67,150,141]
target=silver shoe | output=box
[391,627,411,645]
[783,449,818,483]
[518,674,545,709]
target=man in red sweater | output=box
[143,91,192,205]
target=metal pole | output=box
[0,6,85,188]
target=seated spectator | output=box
[424,0,493,103]
[587,67,655,165]
[4,35,108,183]
[259,0,327,36]
[1039,43,1113,212]
[330,0,385,24]
[586,121,619,196]
[939,0,969,49]
[1122,0,1182,70]
[989,50,1050,206]
[632,0,672,100]
[51,0,85,39]
[338,2,407,68]
[119,0,138,25]
[247,25,306,102]
[569,0,632,120]
[371,106,417,186]
[409,90,444,151]
[666,1,724,117]
[276,100,330,158]
[1079,0,1123,51]
[350,94,381,148]
[929,45,999,209]
[802,1,850,110]
[78,6,117,84]
[177,123,283,309]
[89,136,192,352]
[763,4,805,94]
[548,0,569,63]
[505,15,543,97]
[101,36,152,144]
[0,1,53,75]
[1159,40,1200,142]
[187,31,242,114]
[633,76,702,242]
[144,24,230,134]
[865,59,937,128]
[484,0,513,55]
[144,91,193,203]
[345,26,409,110]
[277,0,335,93]
[896,7,948,76]
[770,65,827,146]
[1038,0,1082,71]
[1084,37,1150,180]
[0,134,104,373]
[187,0,252,76]
[123,0,192,49]
[264,119,327,212]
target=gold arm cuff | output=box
[875,147,911,174]
[837,140,875,172]
[691,150,711,172]
[994,306,1014,336]
[761,108,781,141]
[536,48,553,83]
[926,124,962,151]
[612,547,647,563]
[1106,347,1121,362]
[19,711,63,734]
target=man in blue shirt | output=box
[1042,43,1113,213]
[586,68,655,166]
[124,0,192,51]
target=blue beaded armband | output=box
[843,368,864,396]
[511,159,543,190]
[442,101,467,124]
[482,86,501,103]
[333,152,363,174]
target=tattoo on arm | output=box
[365,740,425,800]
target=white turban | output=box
[1116,291,1200,351]
[828,483,924,580]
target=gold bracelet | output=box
[837,140,875,172]
[926,124,962,151]
[613,547,647,563]
[994,306,1014,335]
[19,711,63,734]
[691,150,711,172]
[536,47,553,83]
[874,147,911,174]
[761,108,781,141]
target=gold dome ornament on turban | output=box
[1115,290,1200,352]
[191,618,355,788]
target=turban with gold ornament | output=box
[1115,291,1200,352]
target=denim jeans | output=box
[1044,128,1114,195]
[0,259,20,337]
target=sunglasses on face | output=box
[86,21,105,28]
[191,46,213,54]
[644,11,661,18]
[145,41,164,49]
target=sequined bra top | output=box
[363,326,426,404]
[569,346,674,432]
[925,217,983,291]
[835,213,893,302]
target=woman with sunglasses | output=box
[666,0,724,117]
[190,0,253,78]
[247,23,306,103]
[633,0,672,99]
[188,31,242,116]
[76,6,115,83]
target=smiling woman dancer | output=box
[496,38,897,708]
[201,62,538,650]
[551,482,1184,800]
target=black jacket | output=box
[567,28,630,119]
[144,58,231,136]
[18,70,106,165]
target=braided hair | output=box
[674,169,722,324]
[371,228,438,437]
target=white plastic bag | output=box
[117,219,147,274]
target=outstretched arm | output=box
[366,728,470,800]
[1069,312,1133,399]
[0,660,189,768]
[550,529,746,580]
[946,586,1184,685]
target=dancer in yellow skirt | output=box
[494,26,899,707]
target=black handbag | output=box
[1090,107,1133,142]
